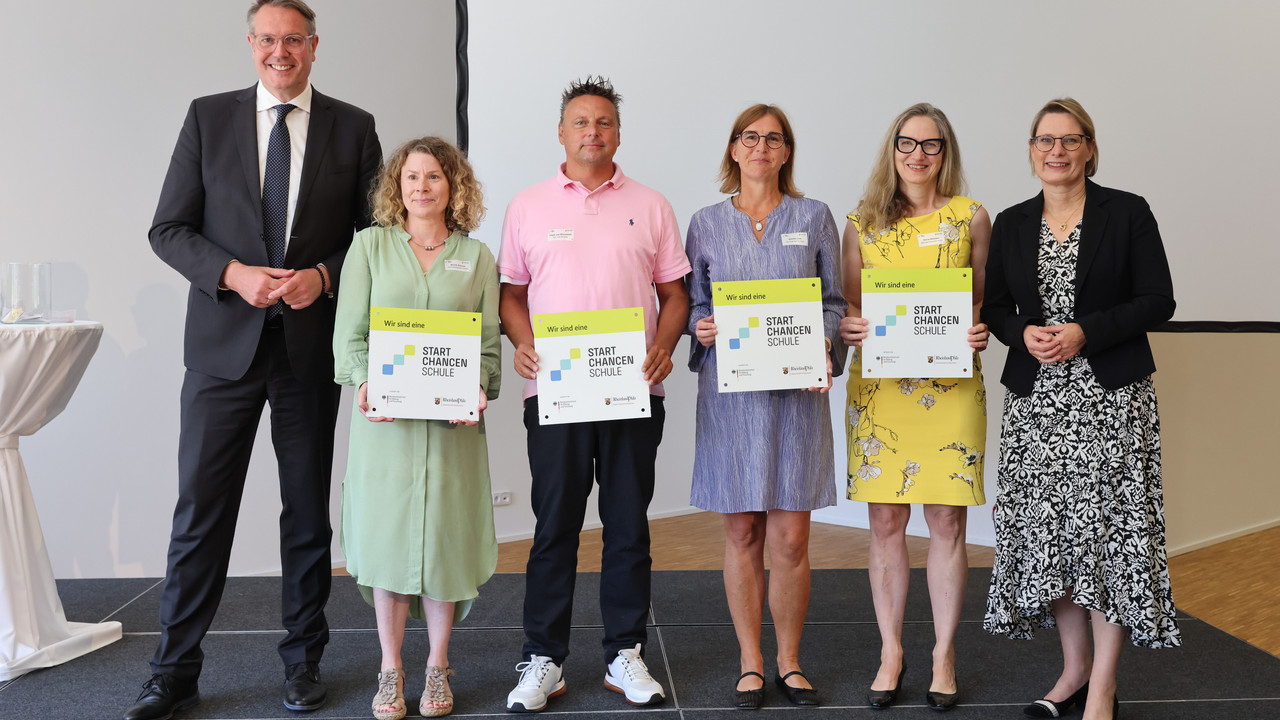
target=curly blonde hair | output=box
[853,103,966,237]
[370,137,485,233]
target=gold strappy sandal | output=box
[371,668,405,720]
[420,665,456,717]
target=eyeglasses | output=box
[252,34,314,52]
[895,136,945,155]
[735,131,786,149]
[1031,134,1090,152]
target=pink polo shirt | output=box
[498,163,691,399]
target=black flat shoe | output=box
[123,674,199,720]
[867,664,906,709]
[733,671,765,710]
[775,670,819,706]
[283,662,327,711]
[1023,681,1089,718]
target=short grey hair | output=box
[247,0,317,36]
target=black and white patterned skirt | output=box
[983,357,1181,648]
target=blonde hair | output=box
[370,137,485,233]
[1029,97,1099,177]
[718,104,802,197]
[853,103,966,236]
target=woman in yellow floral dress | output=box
[839,104,990,712]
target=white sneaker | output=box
[506,655,565,713]
[603,644,665,706]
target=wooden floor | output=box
[494,511,994,572]
[1167,525,1280,657]
[493,512,1280,657]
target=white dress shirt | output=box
[255,82,312,252]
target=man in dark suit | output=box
[125,2,380,718]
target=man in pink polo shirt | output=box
[497,76,690,712]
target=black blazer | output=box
[983,179,1175,397]
[149,85,381,383]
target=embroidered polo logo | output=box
[629,219,634,226]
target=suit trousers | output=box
[520,396,665,666]
[151,324,342,680]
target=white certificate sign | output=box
[713,277,827,393]
[533,307,650,425]
[366,306,482,420]
[861,268,972,378]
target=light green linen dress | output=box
[333,226,501,622]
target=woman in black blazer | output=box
[982,98,1181,720]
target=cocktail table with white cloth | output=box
[0,321,120,681]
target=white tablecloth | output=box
[0,321,121,681]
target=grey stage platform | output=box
[1,569,1277,719]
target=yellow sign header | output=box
[369,307,482,335]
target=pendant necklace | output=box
[733,195,768,232]
[1045,199,1085,232]
[409,236,447,251]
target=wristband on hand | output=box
[313,265,329,295]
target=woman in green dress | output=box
[333,137,501,719]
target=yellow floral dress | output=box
[845,196,986,505]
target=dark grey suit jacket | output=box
[150,84,381,383]
[982,179,1176,396]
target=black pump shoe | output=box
[925,669,959,711]
[733,671,765,710]
[775,671,819,706]
[1023,681,1089,718]
[867,664,906,709]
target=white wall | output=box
[8,1,1278,579]
[1,0,457,578]
[464,0,1280,549]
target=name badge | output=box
[917,231,945,247]
[781,232,808,246]
[548,229,574,242]
[444,259,472,273]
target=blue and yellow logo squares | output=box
[382,345,417,375]
[550,348,582,382]
[875,306,910,337]
[728,316,761,350]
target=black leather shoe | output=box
[283,662,327,711]
[1024,681,1089,717]
[867,664,905,709]
[925,670,959,712]
[733,671,765,710]
[123,674,199,720]
[775,670,819,706]
[925,686,959,711]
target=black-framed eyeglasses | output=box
[1031,134,1089,152]
[735,131,786,149]
[895,136,945,155]
[252,33,315,52]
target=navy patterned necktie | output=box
[263,103,295,318]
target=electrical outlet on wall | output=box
[492,491,512,507]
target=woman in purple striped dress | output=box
[685,104,846,709]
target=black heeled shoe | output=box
[867,664,906,709]
[1112,692,1121,719]
[1023,681,1089,718]
[733,671,765,710]
[775,671,819,706]
[925,676,959,712]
